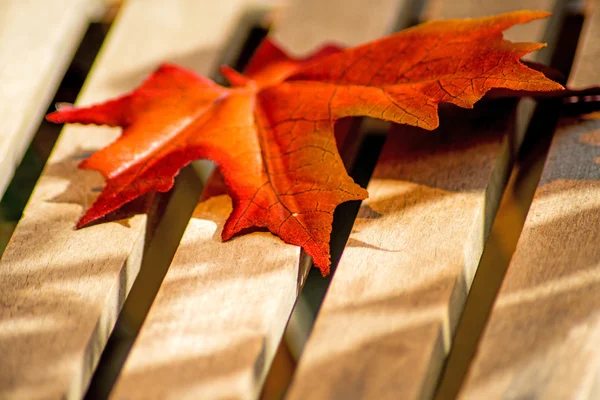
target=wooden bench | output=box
[0,0,598,399]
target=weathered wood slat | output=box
[109,0,409,399]
[0,1,251,398]
[460,5,600,399]
[0,0,98,199]
[286,1,556,399]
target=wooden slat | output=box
[109,0,409,399]
[460,5,600,399]
[0,1,253,398]
[286,1,556,399]
[0,0,97,199]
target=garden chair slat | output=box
[285,1,556,399]
[108,1,410,399]
[0,0,97,199]
[0,0,251,398]
[459,5,600,399]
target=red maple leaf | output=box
[47,11,563,275]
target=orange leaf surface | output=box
[47,11,563,275]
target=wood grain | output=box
[0,0,97,199]
[0,1,251,398]
[285,2,555,399]
[109,1,409,399]
[460,5,600,399]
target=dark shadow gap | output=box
[0,23,109,258]
[84,14,272,400]
[433,2,586,399]
[394,0,431,28]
